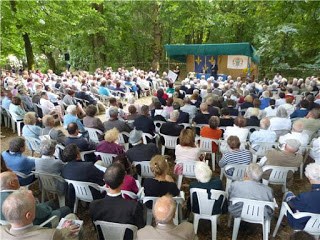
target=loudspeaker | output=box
[64,53,70,61]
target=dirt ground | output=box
[0,96,310,240]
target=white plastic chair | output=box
[133,161,154,184]
[13,171,36,189]
[80,150,95,161]
[229,198,276,240]
[24,136,41,156]
[85,127,103,144]
[221,164,248,194]
[179,123,191,129]
[142,191,185,225]
[33,171,66,207]
[159,134,179,155]
[176,161,197,189]
[94,152,117,167]
[262,165,298,192]
[54,144,65,160]
[118,131,130,151]
[94,221,138,240]
[199,137,220,171]
[250,142,278,163]
[154,120,165,133]
[9,112,24,136]
[190,188,227,240]
[141,133,156,144]
[273,202,320,238]
[65,179,105,213]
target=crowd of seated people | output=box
[1,68,320,239]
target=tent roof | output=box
[164,42,260,64]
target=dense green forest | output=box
[1,0,320,77]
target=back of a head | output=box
[200,103,208,112]
[67,122,78,135]
[195,161,212,183]
[172,102,180,110]
[141,105,149,115]
[153,195,176,224]
[245,163,263,182]
[0,171,19,190]
[305,163,320,182]
[292,120,304,133]
[234,116,246,127]
[227,135,241,149]
[63,143,80,162]
[170,110,180,122]
[40,139,57,156]
[113,154,132,174]
[109,107,119,118]
[179,129,195,147]
[209,116,220,129]
[276,107,288,118]
[104,163,125,189]
[150,155,168,177]
[66,105,77,115]
[9,137,25,153]
[2,189,34,224]
[260,117,270,130]
[42,114,55,127]
[285,139,301,153]
[85,105,97,117]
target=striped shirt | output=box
[219,149,252,175]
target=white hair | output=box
[305,163,320,181]
[66,105,77,115]
[195,161,212,183]
[292,120,304,133]
[246,163,263,181]
[170,110,180,121]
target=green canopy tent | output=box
[164,42,260,63]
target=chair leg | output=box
[211,153,215,171]
[161,146,165,155]
[272,204,286,237]
[146,208,153,225]
[211,216,218,240]
[232,218,241,240]
[193,214,200,234]
[11,119,16,133]
[58,195,65,207]
[73,198,79,213]
[263,221,270,240]
[17,122,22,136]
[177,175,183,190]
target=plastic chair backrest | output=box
[160,134,179,149]
[190,188,226,216]
[94,221,138,240]
[303,214,320,236]
[94,152,117,167]
[142,133,154,144]
[224,164,248,181]
[134,161,154,178]
[34,172,65,193]
[154,121,165,133]
[65,179,102,202]
[180,161,196,178]
[199,137,219,153]
[231,198,276,223]
[24,136,41,152]
[85,127,103,143]
[254,142,278,157]
[262,165,297,185]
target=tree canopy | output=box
[1,0,320,77]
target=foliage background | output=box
[1,0,320,78]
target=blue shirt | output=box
[249,129,277,147]
[1,97,11,110]
[2,151,35,186]
[22,125,42,139]
[98,87,110,96]
[290,108,309,119]
[63,114,86,133]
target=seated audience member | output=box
[160,110,184,137]
[0,189,80,239]
[275,92,286,107]
[245,108,260,127]
[0,172,71,226]
[228,163,274,219]
[244,99,263,119]
[9,96,27,121]
[152,101,167,121]
[263,99,277,118]
[240,95,254,110]
[269,107,292,137]
[127,105,140,121]
[156,88,168,106]
[279,97,295,117]
[309,136,320,164]
[96,128,125,155]
[219,108,234,127]
[65,123,96,162]
[180,97,197,121]
[75,86,97,105]
[126,129,159,163]
[290,99,309,119]
[162,98,174,119]
[249,118,277,150]
[226,99,239,116]
[284,163,320,230]
[39,92,62,120]
[193,103,211,125]
[41,115,66,145]
[61,144,105,208]
[105,97,127,121]
[219,136,252,175]
[89,163,144,239]
[2,90,12,110]
[279,120,309,152]
[259,91,271,110]
[83,105,105,137]
[188,162,224,215]
[200,116,223,152]
[2,137,35,186]
[206,96,220,117]
[223,116,249,143]
[63,88,77,105]
[144,155,180,207]
[103,107,132,133]
[133,105,155,135]
[261,139,303,186]
[174,129,202,175]
[137,195,195,240]
[98,79,111,96]
[112,155,139,200]
[299,108,320,139]
[22,112,42,139]
[63,105,87,135]
[172,102,189,124]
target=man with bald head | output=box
[249,117,277,150]
[0,171,71,227]
[279,120,309,151]
[0,189,79,240]
[137,195,195,240]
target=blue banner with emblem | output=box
[194,55,218,74]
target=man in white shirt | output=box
[250,118,277,150]
[40,92,56,115]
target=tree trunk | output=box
[151,2,162,71]
[23,33,35,70]
[44,52,56,72]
